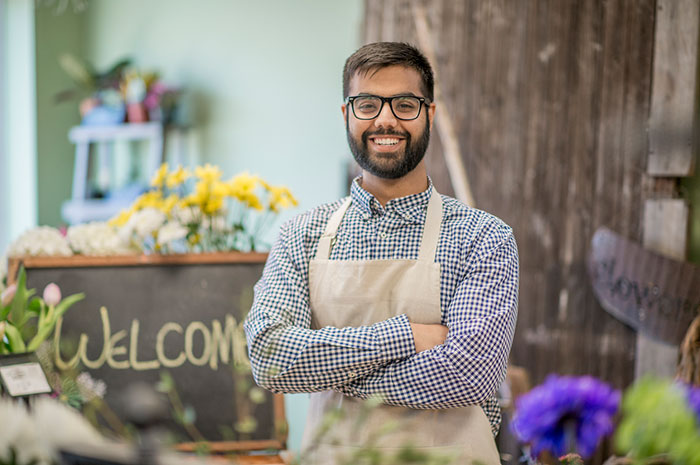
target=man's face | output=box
[342,65,436,180]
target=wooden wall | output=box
[363,0,657,391]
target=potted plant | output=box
[0,267,84,355]
[54,54,131,125]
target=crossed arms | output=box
[243,220,519,409]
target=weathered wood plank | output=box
[636,199,690,378]
[647,0,699,176]
[364,0,656,409]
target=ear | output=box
[341,103,348,124]
[427,102,436,131]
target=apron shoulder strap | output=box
[316,197,352,260]
[417,189,443,261]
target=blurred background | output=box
[2,0,700,461]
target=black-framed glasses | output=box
[346,94,429,121]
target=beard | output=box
[346,117,430,180]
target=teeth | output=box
[374,138,399,146]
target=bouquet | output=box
[110,163,298,253]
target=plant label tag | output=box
[0,362,52,397]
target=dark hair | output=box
[342,42,434,101]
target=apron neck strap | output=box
[418,189,443,261]
[316,197,352,260]
[315,189,443,261]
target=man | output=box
[244,42,518,464]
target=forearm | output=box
[246,309,414,393]
[335,318,512,408]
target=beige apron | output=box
[301,189,500,465]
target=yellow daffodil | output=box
[241,192,264,211]
[194,163,222,183]
[268,185,299,213]
[150,163,169,188]
[203,195,225,215]
[227,172,259,200]
[108,208,134,227]
[211,180,229,199]
[166,166,191,189]
[161,194,180,215]
[133,190,164,210]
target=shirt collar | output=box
[350,176,434,223]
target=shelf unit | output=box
[62,122,165,225]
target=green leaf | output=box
[53,293,85,319]
[8,267,36,328]
[26,323,54,352]
[58,53,96,89]
[97,58,132,82]
[0,303,10,320]
[4,323,26,352]
[27,297,42,314]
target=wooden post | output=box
[412,4,476,207]
[636,0,699,379]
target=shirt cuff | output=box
[372,313,415,362]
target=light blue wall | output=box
[2,0,38,254]
[82,0,363,243]
[0,0,7,254]
[80,0,363,452]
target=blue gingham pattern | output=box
[244,177,519,435]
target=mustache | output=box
[364,128,409,138]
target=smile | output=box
[372,137,402,146]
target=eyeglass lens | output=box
[353,96,421,120]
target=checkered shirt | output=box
[244,177,519,436]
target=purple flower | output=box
[510,375,620,458]
[681,383,700,423]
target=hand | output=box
[409,323,448,352]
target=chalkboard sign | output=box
[8,253,285,452]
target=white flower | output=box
[173,205,202,225]
[67,222,139,256]
[123,208,167,241]
[156,221,188,246]
[7,226,73,257]
[0,397,32,463]
[76,372,107,401]
[31,396,105,463]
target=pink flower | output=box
[1,283,17,306]
[43,283,62,306]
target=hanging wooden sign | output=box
[587,227,700,345]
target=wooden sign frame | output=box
[587,227,700,345]
[7,252,286,455]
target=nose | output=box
[373,101,398,129]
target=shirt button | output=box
[348,372,357,378]
[379,232,387,239]
[363,214,370,220]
